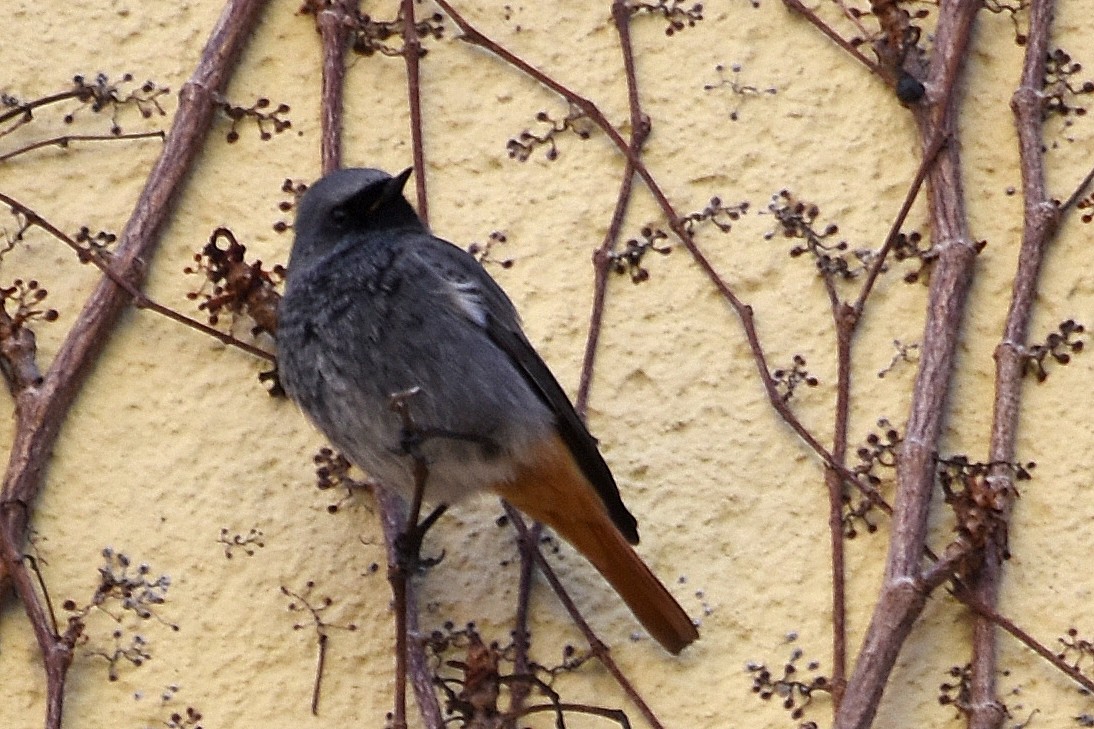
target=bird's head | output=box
[289,167,420,271]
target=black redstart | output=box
[277,167,698,654]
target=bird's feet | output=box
[394,502,447,573]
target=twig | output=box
[1059,163,1094,214]
[0,89,90,126]
[502,504,667,729]
[280,582,357,715]
[374,485,445,729]
[852,131,948,315]
[816,112,946,712]
[313,633,327,714]
[835,4,982,728]
[316,0,354,174]
[0,191,275,362]
[575,0,648,415]
[962,2,1061,727]
[516,9,644,704]
[826,316,852,707]
[820,130,946,708]
[520,701,632,727]
[956,584,1094,696]
[506,518,541,725]
[0,131,165,163]
[0,2,269,728]
[780,0,886,79]
[401,0,429,225]
[384,391,451,728]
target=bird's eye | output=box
[329,205,348,226]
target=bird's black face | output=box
[289,167,419,272]
[326,167,414,234]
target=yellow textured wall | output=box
[2,1,1094,728]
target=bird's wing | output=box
[422,237,640,544]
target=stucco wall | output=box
[2,2,1094,728]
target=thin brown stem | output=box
[316,1,353,174]
[509,13,646,715]
[506,518,541,725]
[375,485,445,729]
[819,131,949,710]
[0,131,165,163]
[401,0,428,225]
[852,131,948,316]
[823,300,852,709]
[1059,162,1094,214]
[503,504,667,729]
[780,0,887,79]
[955,584,1094,696]
[521,3,646,692]
[964,2,1059,727]
[312,633,328,715]
[826,309,854,706]
[820,124,946,713]
[0,191,275,362]
[0,90,88,127]
[576,0,648,414]
[381,488,410,729]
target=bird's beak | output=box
[381,167,414,204]
[363,167,415,216]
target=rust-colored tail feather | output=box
[492,434,698,655]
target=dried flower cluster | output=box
[184,227,283,337]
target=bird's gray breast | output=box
[278,236,552,503]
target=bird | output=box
[276,167,698,654]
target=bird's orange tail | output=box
[492,434,698,655]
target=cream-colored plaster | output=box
[2,2,1094,729]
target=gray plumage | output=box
[277,168,639,542]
